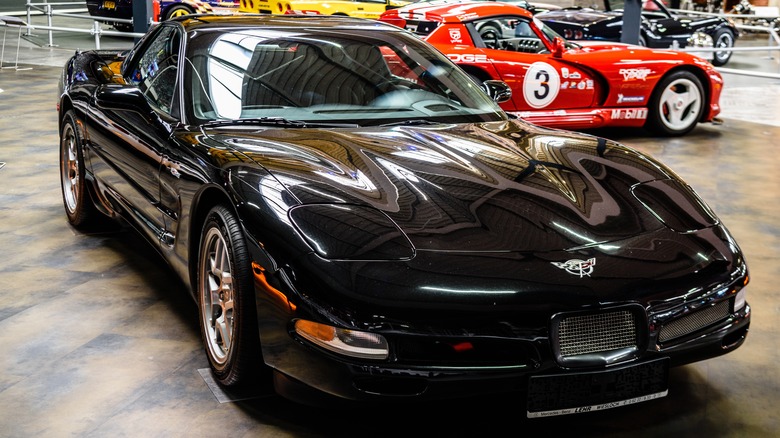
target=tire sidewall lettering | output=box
[523,62,560,109]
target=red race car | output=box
[379,1,723,136]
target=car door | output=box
[85,24,182,247]
[470,16,599,112]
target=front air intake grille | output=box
[556,310,639,357]
[658,299,731,343]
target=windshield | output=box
[182,26,507,126]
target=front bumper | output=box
[267,302,750,406]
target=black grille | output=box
[658,299,731,343]
[557,310,638,357]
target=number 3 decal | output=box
[523,62,560,109]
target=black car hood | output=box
[204,120,711,255]
[537,8,620,25]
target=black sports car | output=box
[535,0,739,66]
[58,13,750,417]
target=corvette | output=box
[58,14,749,417]
[380,1,724,136]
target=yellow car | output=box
[238,0,411,19]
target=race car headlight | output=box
[687,31,714,49]
[294,319,389,360]
[289,203,415,260]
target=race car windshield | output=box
[182,27,507,127]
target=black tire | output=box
[198,205,261,387]
[711,29,735,66]
[645,70,705,136]
[163,5,193,21]
[59,110,100,228]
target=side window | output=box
[476,17,543,53]
[127,25,181,115]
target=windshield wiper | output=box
[379,119,441,127]
[202,117,358,128]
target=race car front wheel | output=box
[646,70,704,136]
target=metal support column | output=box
[133,0,154,41]
[622,0,642,45]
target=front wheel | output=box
[645,71,704,136]
[198,205,261,387]
[711,29,735,66]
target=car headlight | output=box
[734,287,747,312]
[294,319,390,360]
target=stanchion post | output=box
[92,20,101,50]
[25,0,33,36]
[46,3,54,47]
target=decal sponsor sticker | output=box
[618,94,645,103]
[611,109,648,120]
[449,28,462,44]
[619,68,652,81]
[561,67,582,80]
[523,62,561,109]
[447,53,488,63]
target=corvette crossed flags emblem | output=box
[551,258,596,278]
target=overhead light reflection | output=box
[421,286,516,294]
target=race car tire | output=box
[711,29,735,66]
[164,5,193,20]
[646,70,704,136]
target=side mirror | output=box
[481,80,512,103]
[552,36,566,58]
[95,84,159,124]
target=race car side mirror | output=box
[552,37,566,58]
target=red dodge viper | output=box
[379,1,723,136]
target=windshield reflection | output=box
[183,27,507,127]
